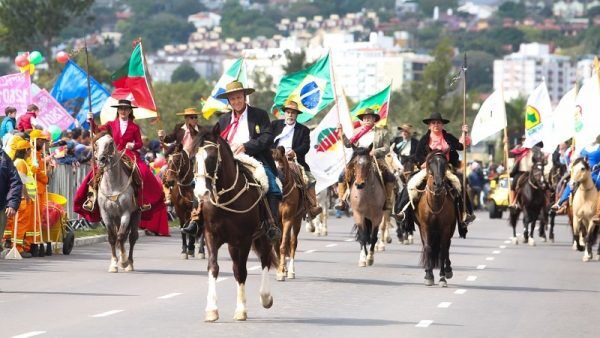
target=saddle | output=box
[406,168,461,207]
[233,153,282,195]
[91,155,142,194]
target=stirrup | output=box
[181,220,199,236]
[82,199,95,212]
[335,201,347,211]
[395,210,405,221]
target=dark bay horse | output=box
[414,151,456,287]
[397,155,418,245]
[193,125,276,322]
[509,160,548,246]
[350,147,385,267]
[272,146,304,281]
[165,144,204,259]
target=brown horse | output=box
[272,146,305,281]
[414,151,456,287]
[164,144,203,259]
[350,147,385,267]
[193,125,276,322]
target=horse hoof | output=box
[205,310,219,322]
[375,244,385,252]
[125,264,134,272]
[572,241,578,251]
[358,260,367,267]
[408,235,414,244]
[180,252,188,260]
[541,237,547,243]
[198,253,206,260]
[108,266,118,273]
[260,294,273,309]
[366,256,374,266]
[583,255,590,262]
[119,262,129,269]
[187,251,195,258]
[276,272,286,281]
[439,279,447,287]
[287,271,295,279]
[528,239,535,247]
[445,271,453,279]
[233,310,247,321]
[424,278,434,286]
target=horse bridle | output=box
[425,153,449,215]
[196,140,263,213]
[528,163,545,189]
[167,151,194,186]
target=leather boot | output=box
[306,186,323,219]
[182,203,203,236]
[384,182,395,211]
[335,182,347,211]
[82,190,96,212]
[266,195,282,241]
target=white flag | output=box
[524,82,552,148]
[543,87,576,153]
[574,73,600,156]
[471,90,506,145]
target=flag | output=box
[272,54,333,123]
[32,89,78,130]
[202,58,246,119]
[471,89,507,145]
[543,87,576,153]
[305,99,354,194]
[523,81,551,148]
[349,84,392,128]
[100,42,157,124]
[574,71,600,155]
[0,72,30,119]
[50,60,110,129]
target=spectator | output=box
[1,106,18,147]
[17,104,41,132]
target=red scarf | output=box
[219,112,241,142]
[349,125,374,145]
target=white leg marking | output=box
[235,283,247,314]
[206,271,218,311]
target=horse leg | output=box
[583,222,593,262]
[287,217,301,279]
[276,218,290,281]
[187,234,196,258]
[439,243,448,288]
[367,220,377,266]
[107,224,118,273]
[549,210,556,243]
[376,214,387,252]
[125,215,139,272]
[522,212,530,244]
[180,232,189,259]
[205,232,220,322]
[117,213,131,269]
[229,244,250,321]
[423,244,434,286]
[529,214,537,247]
[253,234,274,309]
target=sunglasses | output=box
[187,116,198,119]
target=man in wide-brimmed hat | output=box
[182,81,281,240]
[158,107,201,156]
[392,123,418,159]
[334,108,396,212]
[271,99,323,219]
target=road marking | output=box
[476,265,486,270]
[216,277,227,283]
[437,302,452,308]
[305,249,317,254]
[504,240,511,244]
[415,320,433,328]
[492,250,501,254]
[466,275,478,281]
[499,245,507,249]
[344,238,354,242]
[325,243,338,248]
[157,293,182,300]
[91,310,123,318]
[486,257,495,261]
[248,265,262,271]
[11,332,46,338]
[454,289,467,295]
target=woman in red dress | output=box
[73,99,169,236]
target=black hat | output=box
[111,99,138,109]
[422,112,449,125]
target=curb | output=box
[63,227,181,249]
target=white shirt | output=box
[399,139,412,156]
[228,106,250,145]
[119,119,128,136]
[274,123,295,152]
[357,130,375,148]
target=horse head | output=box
[571,157,590,184]
[425,151,448,194]
[271,146,287,170]
[165,143,188,188]
[530,161,547,189]
[353,145,373,190]
[94,131,116,169]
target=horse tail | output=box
[252,234,277,269]
[420,225,441,269]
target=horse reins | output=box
[167,151,195,204]
[96,146,135,202]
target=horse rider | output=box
[182,81,282,240]
[508,136,545,209]
[552,135,600,214]
[270,99,323,219]
[395,112,476,238]
[158,107,201,157]
[391,123,418,159]
[335,108,396,212]
[74,99,170,236]
[0,140,22,258]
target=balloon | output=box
[47,125,62,142]
[154,157,166,168]
[19,64,35,74]
[28,51,43,65]
[55,51,70,64]
[15,54,29,67]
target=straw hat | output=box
[356,108,381,122]
[280,99,304,114]
[215,81,255,100]
[176,107,200,116]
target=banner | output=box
[31,89,77,130]
[471,90,507,145]
[574,72,600,156]
[0,72,30,118]
[543,87,576,153]
[524,81,551,148]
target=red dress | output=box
[73,118,170,236]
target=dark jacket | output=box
[218,105,276,172]
[415,130,464,168]
[391,136,418,157]
[162,122,200,155]
[270,119,311,171]
[0,149,23,211]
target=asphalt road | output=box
[1,211,598,338]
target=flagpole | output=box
[84,37,97,192]
[462,52,468,213]
[328,50,348,165]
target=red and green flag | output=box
[350,84,392,128]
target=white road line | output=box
[466,275,478,282]
[504,240,511,244]
[344,238,354,242]
[415,320,433,328]
[157,293,182,300]
[248,265,262,271]
[492,250,501,254]
[216,277,228,283]
[454,289,467,295]
[486,257,495,261]
[91,310,124,318]
[325,243,338,248]
[437,302,452,308]
[476,265,486,270]
[305,249,317,254]
[11,332,46,338]
[499,245,507,249]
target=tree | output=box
[250,71,275,112]
[282,50,308,74]
[0,62,12,76]
[497,1,527,21]
[465,51,494,92]
[171,62,200,83]
[0,0,94,60]
[118,12,196,52]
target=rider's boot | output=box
[306,186,323,220]
[266,195,282,241]
[395,188,410,220]
[82,190,96,212]
[182,202,203,236]
[335,182,348,211]
[384,182,396,211]
[508,190,518,210]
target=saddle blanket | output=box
[407,168,461,207]
[234,153,282,195]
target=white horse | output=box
[95,133,141,272]
[375,148,402,251]
[570,158,600,261]
[305,189,329,236]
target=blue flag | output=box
[50,60,110,129]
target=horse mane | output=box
[426,149,447,162]
[92,129,112,144]
[572,157,589,170]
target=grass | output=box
[74,227,107,238]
